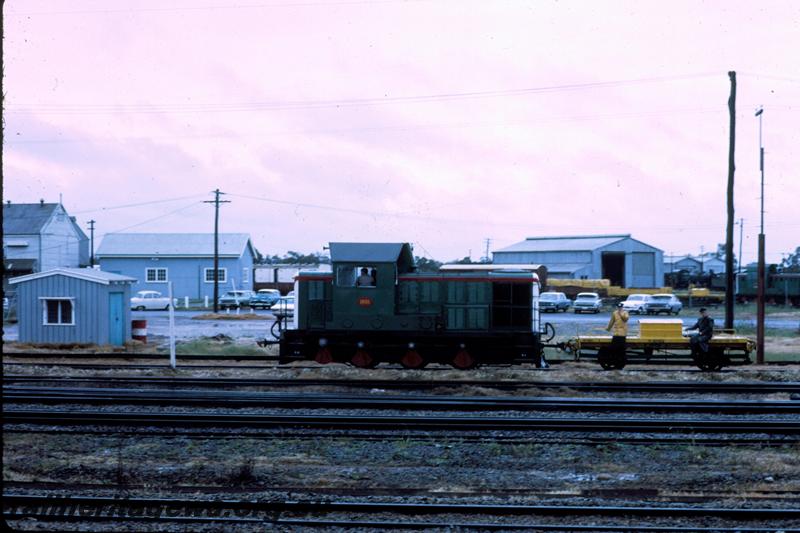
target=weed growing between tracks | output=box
[4,433,799,498]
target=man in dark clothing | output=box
[686,307,714,354]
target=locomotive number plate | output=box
[358,297,373,307]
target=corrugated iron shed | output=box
[494,235,630,253]
[96,233,253,257]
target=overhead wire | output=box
[5,73,722,115]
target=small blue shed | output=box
[9,268,136,346]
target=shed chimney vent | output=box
[40,199,45,206]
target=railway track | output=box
[5,375,800,394]
[5,409,799,434]
[6,481,799,501]
[5,426,790,445]
[4,386,800,413]
[5,494,799,530]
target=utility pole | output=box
[88,220,96,267]
[725,70,736,330]
[204,189,230,313]
[755,107,766,364]
[482,238,492,263]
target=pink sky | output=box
[4,0,799,264]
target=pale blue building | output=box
[10,268,135,346]
[494,234,664,288]
[96,233,256,300]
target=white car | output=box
[272,296,295,316]
[621,294,652,315]
[645,294,683,315]
[130,290,173,311]
[573,292,602,314]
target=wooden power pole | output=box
[725,71,736,330]
[204,189,230,313]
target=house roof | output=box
[96,233,254,258]
[3,202,60,234]
[9,268,136,285]
[329,242,414,264]
[494,234,631,253]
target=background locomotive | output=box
[278,242,548,369]
[736,263,800,307]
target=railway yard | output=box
[3,349,800,531]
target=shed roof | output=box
[494,234,631,253]
[329,242,414,264]
[3,202,61,234]
[96,233,254,258]
[9,268,136,285]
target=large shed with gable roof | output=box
[493,234,663,288]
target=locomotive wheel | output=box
[315,347,333,365]
[400,349,427,369]
[451,348,477,370]
[351,349,378,369]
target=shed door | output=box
[109,292,125,346]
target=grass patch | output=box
[733,326,798,338]
[174,339,267,356]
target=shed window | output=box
[146,268,168,282]
[41,298,75,326]
[204,268,227,283]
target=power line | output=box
[71,194,208,214]
[5,0,424,16]
[8,103,795,145]
[5,73,721,115]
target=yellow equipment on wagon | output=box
[566,319,755,371]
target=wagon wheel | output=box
[451,348,477,370]
[597,347,616,371]
[351,348,378,369]
[400,349,427,369]
[694,349,723,372]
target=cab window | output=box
[337,265,377,287]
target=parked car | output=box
[218,290,256,309]
[621,294,652,314]
[130,290,173,311]
[573,292,602,314]
[645,293,683,315]
[539,292,571,312]
[273,295,295,316]
[250,289,281,310]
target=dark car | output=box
[218,290,255,310]
[250,289,281,310]
[539,292,571,313]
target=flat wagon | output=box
[567,319,755,371]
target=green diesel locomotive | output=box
[278,242,549,369]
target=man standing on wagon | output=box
[605,302,630,367]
